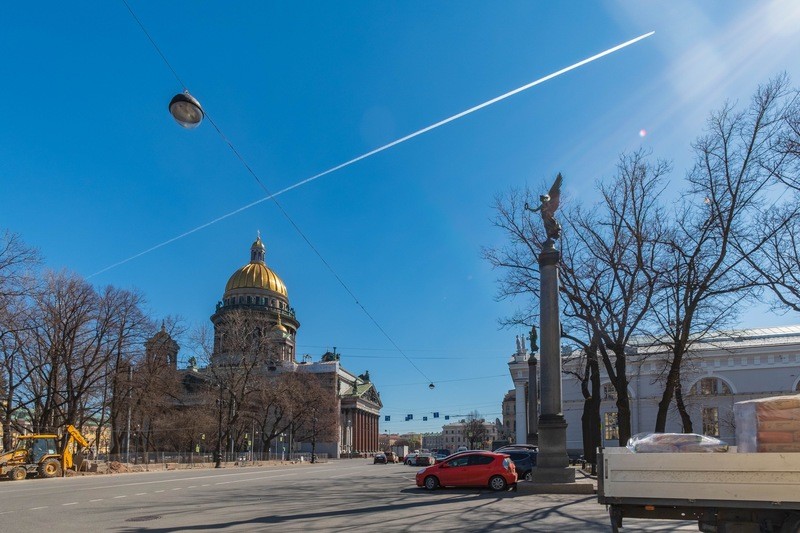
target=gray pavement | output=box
[0,460,696,532]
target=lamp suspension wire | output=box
[119,0,435,385]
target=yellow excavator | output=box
[0,425,91,481]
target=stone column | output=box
[534,239,575,483]
[356,408,364,452]
[527,355,539,445]
[514,383,526,444]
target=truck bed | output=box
[599,446,800,507]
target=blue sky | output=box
[2,1,800,434]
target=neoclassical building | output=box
[504,326,800,455]
[210,234,382,458]
[561,326,800,453]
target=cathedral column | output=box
[357,410,364,453]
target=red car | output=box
[415,451,517,491]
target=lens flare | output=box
[639,129,647,137]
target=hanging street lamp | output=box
[169,91,204,129]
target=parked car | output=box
[456,446,468,452]
[495,444,538,452]
[415,453,435,467]
[433,451,450,463]
[404,452,419,466]
[374,453,387,464]
[503,449,537,481]
[384,451,399,463]
[415,451,517,491]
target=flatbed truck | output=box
[598,446,800,532]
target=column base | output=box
[530,465,576,483]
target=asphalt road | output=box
[0,460,696,532]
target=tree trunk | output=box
[675,379,693,432]
[655,354,681,432]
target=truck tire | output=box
[9,467,27,481]
[38,458,62,478]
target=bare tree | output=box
[0,230,40,449]
[464,411,488,449]
[291,373,339,462]
[744,197,800,313]
[487,151,668,445]
[651,76,798,432]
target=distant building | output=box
[440,420,499,450]
[501,390,516,440]
[421,433,444,451]
[562,326,800,452]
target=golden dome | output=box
[224,233,288,296]
[225,262,287,296]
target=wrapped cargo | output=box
[734,394,800,453]
[626,432,729,453]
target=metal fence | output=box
[102,451,328,465]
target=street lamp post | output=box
[215,388,225,468]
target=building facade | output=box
[440,420,499,450]
[561,326,800,453]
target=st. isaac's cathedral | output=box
[193,234,382,458]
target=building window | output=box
[690,378,731,396]
[702,407,719,437]
[602,382,617,401]
[247,296,252,304]
[604,412,619,441]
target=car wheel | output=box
[489,475,508,491]
[9,467,27,481]
[524,470,533,482]
[424,476,439,490]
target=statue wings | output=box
[542,173,563,216]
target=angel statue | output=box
[524,173,563,241]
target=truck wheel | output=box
[610,507,623,533]
[38,458,62,478]
[9,467,27,481]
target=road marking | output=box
[155,490,165,493]
[201,484,210,487]
[0,510,15,515]
[329,473,352,479]
[114,495,127,499]
[136,492,147,496]
[90,499,104,502]
[172,487,182,490]
[187,485,197,488]
[29,506,48,510]
[62,502,78,506]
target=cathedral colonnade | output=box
[344,408,379,454]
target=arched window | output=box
[247,296,252,305]
[690,377,732,395]
[238,296,244,304]
[602,382,617,400]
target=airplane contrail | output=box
[89,30,655,279]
